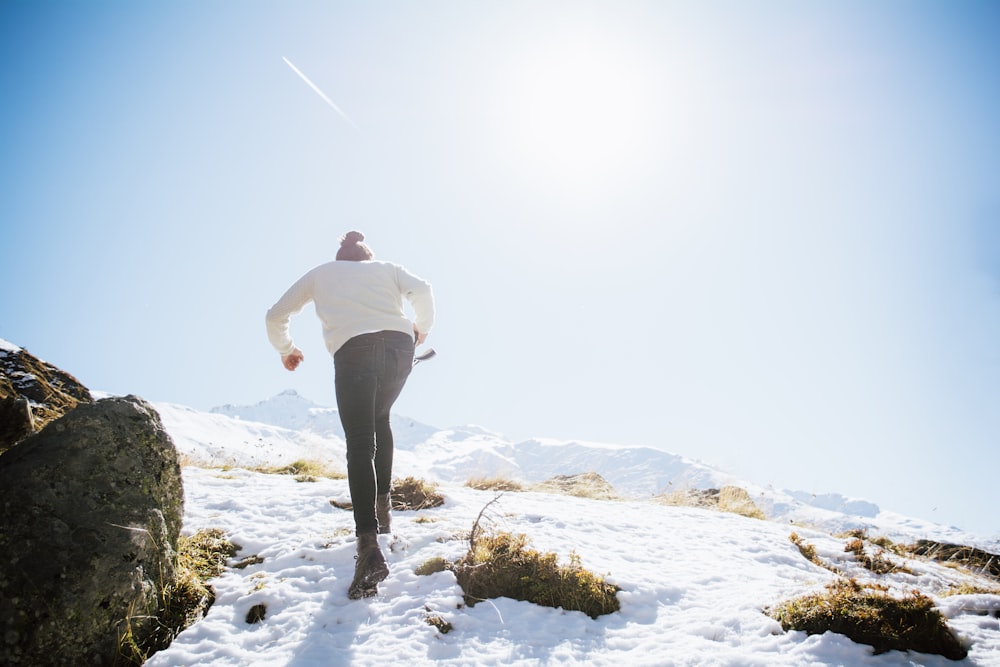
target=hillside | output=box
[166,390,994,547]
[142,392,1000,666]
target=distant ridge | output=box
[155,390,992,548]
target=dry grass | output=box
[176,456,347,482]
[843,536,911,576]
[717,486,767,520]
[415,556,450,576]
[789,532,821,566]
[416,497,620,619]
[327,476,445,514]
[256,459,346,482]
[466,476,524,492]
[450,530,621,618]
[768,578,967,660]
[656,488,718,509]
[391,476,446,510]
[907,540,1000,581]
[529,472,620,500]
[941,582,1000,597]
[656,486,766,520]
[118,528,240,665]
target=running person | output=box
[265,230,435,598]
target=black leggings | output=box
[334,331,414,535]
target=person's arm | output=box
[396,265,435,343]
[265,272,314,369]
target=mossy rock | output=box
[0,396,184,666]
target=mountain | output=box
[159,390,989,547]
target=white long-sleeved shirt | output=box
[265,260,434,357]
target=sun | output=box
[491,29,657,201]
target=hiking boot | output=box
[348,532,389,599]
[376,492,392,534]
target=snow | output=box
[0,337,21,353]
[144,392,1000,667]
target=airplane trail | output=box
[282,56,357,130]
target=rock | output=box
[0,341,93,453]
[656,487,721,509]
[656,485,767,520]
[0,395,34,451]
[532,472,620,500]
[0,395,184,666]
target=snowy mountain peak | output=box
[210,389,337,434]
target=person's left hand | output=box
[282,348,304,371]
[413,325,427,346]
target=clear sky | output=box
[2,0,998,536]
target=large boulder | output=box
[0,339,93,453]
[0,395,184,666]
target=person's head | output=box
[336,230,374,261]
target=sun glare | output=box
[493,31,657,201]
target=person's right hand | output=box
[413,326,427,346]
[282,348,304,371]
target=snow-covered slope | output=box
[146,467,1000,667]
[157,401,339,469]
[142,391,1000,666]
[160,391,994,548]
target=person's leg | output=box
[334,336,379,536]
[372,332,414,496]
[371,332,414,534]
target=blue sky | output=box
[2,0,998,536]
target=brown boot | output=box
[376,493,392,534]
[348,532,389,599]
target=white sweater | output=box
[265,260,435,357]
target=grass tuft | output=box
[717,486,767,520]
[656,486,766,519]
[844,535,910,576]
[179,528,241,579]
[941,582,1000,597]
[466,476,524,492]
[529,472,620,500]
[414,498,620,619]
[257,459,346,481]
[789,532,820,565]
[391,476,446,510]
[768,578,967,660]
[907,540,1000,581]
[415,556,450,576]
[449,529,621,619]
[118,528,240,665]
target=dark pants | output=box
[334,331,414,535]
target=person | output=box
[265,230,434,599]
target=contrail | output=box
[282,56,357,130]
